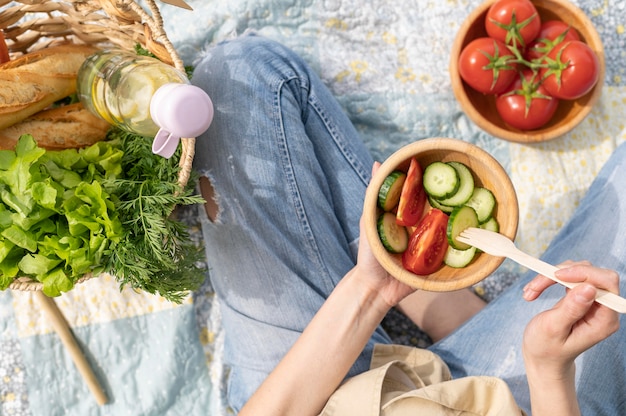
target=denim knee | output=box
[192,34,312,94]
[191,34,318,176]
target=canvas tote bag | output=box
[320,344,525,415]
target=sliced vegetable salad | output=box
[377,158,499,275]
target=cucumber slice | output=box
[377,212,409,253]
[480,217,500,232]
[423,162,459,199]
[444,245,477,268]
[437,162,474,207]
[428,196,454,213]
[378,171,406,211]
[447,205,479,250]
[465,187,496,223]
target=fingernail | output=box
[522,285,534,300]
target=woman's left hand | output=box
[353,162,417,308]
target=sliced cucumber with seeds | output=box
[480,216,499,232]
[377,212,408,253]
[423,161,459,199]
[444,245,477,268]
[447,205,479,250]
[428,195,454,213]
[437,162,475,207]
[465,187,496,223]
[378,171,406,211]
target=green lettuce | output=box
[0,135,124,296]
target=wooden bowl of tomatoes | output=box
[363,137,519,292]
[450,0,605,143]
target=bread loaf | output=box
[0,44,99,130]
[0,103,110,150]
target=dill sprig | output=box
[104,128,206,303]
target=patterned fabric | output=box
[2,0,626,414]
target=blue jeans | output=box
[192,35,626,414]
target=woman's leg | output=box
[429,143,626,415]
[191,35,391,411]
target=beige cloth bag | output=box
[320,344,526,416]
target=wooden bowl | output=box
[363,138,519,291]
[449,0,605,143]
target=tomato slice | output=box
[0,31,9,64]
[402,208,449,275]
[396,157,426,227]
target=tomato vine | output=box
[457,0,600,131]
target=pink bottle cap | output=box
[150,83,214,158]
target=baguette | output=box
[0,103,110,150]
[0,44,99,130]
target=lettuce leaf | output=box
[0,135,124,295]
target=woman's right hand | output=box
[521,262,620,415]
[522,262,620,373]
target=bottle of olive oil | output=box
[77,50,213,157]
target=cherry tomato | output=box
[540,40,600,100]
[525,20,580,61]
[0,31,9,64]
[396,157,426,227]
[495,69,559,130]
[458,37,518,94]
[402,208,449,275]
[485,0,541,48]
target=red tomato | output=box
[485,0,541,48]
[525,20,580,61]
[458,37,518,94]
[0,31,9,64]
[540,40,600,100]
[495,69,559,130]
[402,209,449,275]
[396,157,426,227]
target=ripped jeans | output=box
[192,35,626,414]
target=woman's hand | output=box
[523,261,620,373]
[522,261,620,416]
[353,162,417,309]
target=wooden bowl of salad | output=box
[363,137,518,291]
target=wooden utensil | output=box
[457,227,626,313]
[34,291,108,405]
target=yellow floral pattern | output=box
[11,275,189,338]
[511,87,626,257]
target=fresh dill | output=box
[103,128,206,303]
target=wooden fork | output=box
[457,227,626,313]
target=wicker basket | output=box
[0,0,195,291]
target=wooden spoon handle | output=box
[34,291,108,405]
